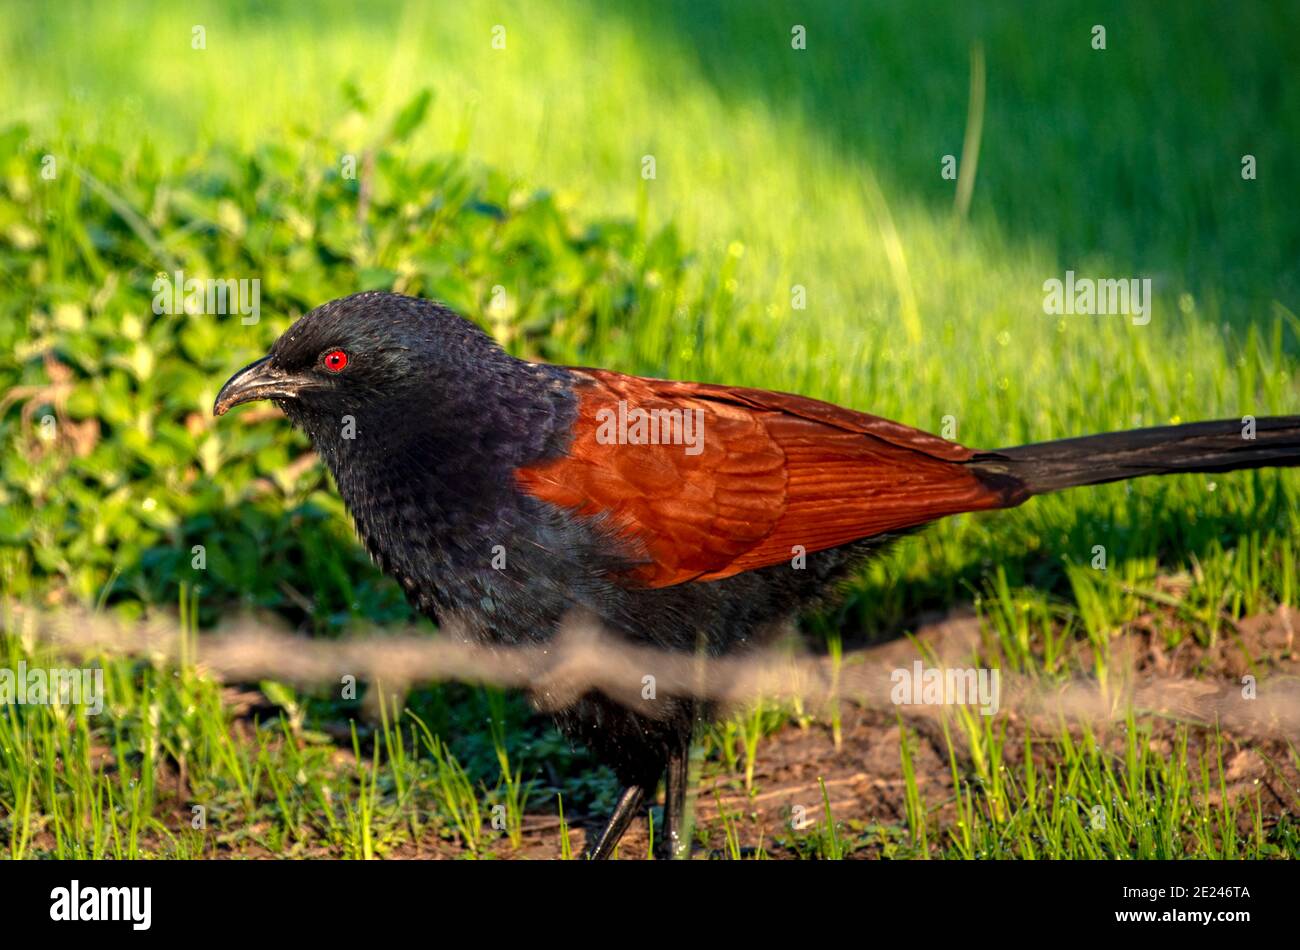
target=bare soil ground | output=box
[502,606,1300,859]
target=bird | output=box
[214,290,1300,859]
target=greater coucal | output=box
[215,291,1300,858]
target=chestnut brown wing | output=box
[516,369,1016,587]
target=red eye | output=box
[322,349,349,373]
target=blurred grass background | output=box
[0,0,1298,857]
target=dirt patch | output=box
[499,606,1300,859]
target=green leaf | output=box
[259,679,299,713]
[389,88,433,144]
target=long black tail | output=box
[968,416,1300,497]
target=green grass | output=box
[1,0,1298,858]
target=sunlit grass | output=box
[1,0,1298,859]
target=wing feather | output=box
[515,369,1019,587]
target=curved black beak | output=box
[213,356,299,416]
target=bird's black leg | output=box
[584,784,646,860]
[655,742,692,860]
